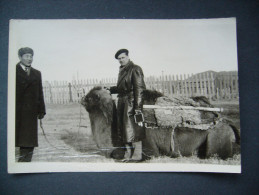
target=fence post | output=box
[235,73,239,98]
[207,72,211,101]
[172,75,175,95]
[49,81,53,103]
[169,75,173,97]
[195,74,199,96]
[176,74,179,96]
[161,73,164,94]
[187,74,191,97]
[183,74,187,97]
[68,82,73,102]
[203,73,208,98]
[210,72,215,100]
[180,74,183,96]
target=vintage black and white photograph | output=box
[8,18,241,173]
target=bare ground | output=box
[15,99,241,165]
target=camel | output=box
[81,87,240,160]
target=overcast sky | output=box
[9,18,238,82]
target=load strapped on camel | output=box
[142,90,223,131]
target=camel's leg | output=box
[206,123,234,159]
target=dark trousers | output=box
[18,147,34,162]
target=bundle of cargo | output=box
[142,90,223,130]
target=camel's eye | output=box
[92,93,100,101]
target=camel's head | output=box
[142,89,163,104]
[81,86,114,124]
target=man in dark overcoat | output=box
[109,49,146,160]
[16,47,46,162]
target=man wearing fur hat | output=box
[109,49,146,161]
[16,47,46,162]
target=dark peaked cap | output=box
[115,49,129,59]
[18,47,34,57]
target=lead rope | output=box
[73,102,83,143]
[72,84,84,138]
[40,99,84,151]
[40,119,69,150]
[39,86,84,151]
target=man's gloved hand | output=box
[134,110,144,127]
[38,113,45,119]
[103,86,111,94]
[135,110,141,114]
[137,122,143,127]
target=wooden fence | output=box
[43,72,239,104]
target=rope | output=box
[40,119,69,150]
[73,84,84,141]
[73,102,83,143]
[39,85,85,150]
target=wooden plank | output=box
[180,74,183,95]
[172,74,175,95]
[203,72,208,98]
[183,74,187,97]
[191,74,195,96]
[210,72,215,99]
[187,74,191,97]
[156,77,160,92]
[199,73,202,95]
[160,75,164,94]
[169,75,173,97]
[143,105,223,112]
[218,75,222,99]
[206,72,211,100]
[176,74,179,95]
[235,74,239,94]
[200,73,204,96]
[165,75,169,95]
[165,75,167,95]
[195,74,199,95]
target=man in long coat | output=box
[109,49,146,160]
[16,47,46,162]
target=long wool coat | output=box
[15,64,46,147]
[110,61,146,143]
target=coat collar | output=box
[117,61,134,85]
[16,63,37,83]
[19,63,31,71]
[16,63,28,79]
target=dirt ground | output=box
[15,99,241,164]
